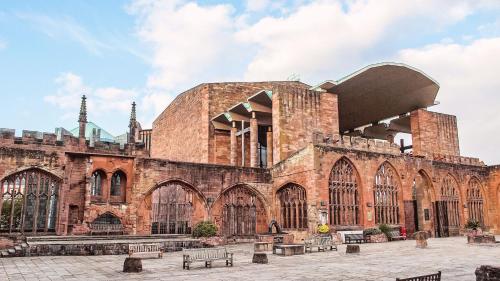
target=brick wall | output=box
[411,109,460,157]
[272,85,339,164]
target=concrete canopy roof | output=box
[318,62,439,132]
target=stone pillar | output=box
[78,95,87,146]
[250,112,258,168]
[266,127,273,168]
[230,122,237,166]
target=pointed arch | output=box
[215,184,267,237]
[436,173,461,236]
[374,161,401,225]
[328,157,360,226]
[276,183,308,230]
[150,180,201,235]
[467,177,484,225]
[0,168,60,234]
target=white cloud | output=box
[45,72,138,121]
[0,40,6,50]
[397,38,500,165]
[245,0,271,12]
[17,13,110,55]
[127,0,238,91]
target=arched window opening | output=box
[436,175,461,237]
[277,183,307,230]
[110,171,126,197]
[0,169,59,234]
[467,178,484,225]
[374,162,400,225]
[92,212,122,225]
[91,171,104,196]
[222,186,265,237]
[329,158,360,226]
[151,182,193,234]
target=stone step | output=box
[26,234,191,243]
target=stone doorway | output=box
[408,171,436,237]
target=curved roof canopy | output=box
[317,63,439,132]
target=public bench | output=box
[396,271,441,281]
[89,223,124,235]
[182,247,233,270]
[345,233,368,244]
[128,243,163,259]
[272,244,305,256]
[304,236,338,253]
[388,230,406,241]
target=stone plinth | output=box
[123,257,142,273]
[252,253,268,264]
[414,231,428,248]
[367,233,387,243]
[272,244,305,256]
[468,235,496,244]
[257,234,294,244]
[254,242,272,252]
[475,265,500,281]
[346,245,360,254]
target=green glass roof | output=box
[70,122,116,143]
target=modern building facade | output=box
[0,63,498,241]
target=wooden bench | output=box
[345,234,368,244]
[128,243,163,259]
[396,271,441,281]
[182,247,233,270]
[304,236,338,253]
[272,244,305,256]
[388,230,407,241]
[89,223,124,235]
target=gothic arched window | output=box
[151,182,194,234]
[329,158,360,226]
[0,169,59,234]
[110,171,126,197]
[374,162,400,225]
[90,170,104,196]
[277,183,307,230]
[440,175,461,228]
[467,178,484,225]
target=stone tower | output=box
[78,95,87,144]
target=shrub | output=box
[192,221,218,238]
[317,224,330,234]
[378,224,391,237]
[465,219,480,230]
[363,227,382,236]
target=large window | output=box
[110,171,126,197]
[221,185,265,237]
[151,182,193,234]
[467,178,484,225]
[329,158,360,226]
[90,170,104,196]
[374,162,400,225]
[0,169,59,234]
[440,175,461,228]
[277,183,307,230]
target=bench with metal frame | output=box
[388,230,407,241]
[396,271,441,281]
[182,247,233,270]
[89,223,124,235]
[304,236,338,253]
[344,233,368,244]
[128,243,163,259]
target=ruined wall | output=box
[272,85,339,164]
[271,142,493,237]
[151,84,209,163]
[411,109,460,157]
[487,165,500,233]
[132,158,272,235]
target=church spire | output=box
[129,101,136,128]
[78,95,87,123]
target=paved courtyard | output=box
[1,236,499,281]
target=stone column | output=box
[230,122,237,166]
[266,127,273,168]
[250,112,258,168]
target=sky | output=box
[0,0,499,164]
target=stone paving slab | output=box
[1,236,499,280]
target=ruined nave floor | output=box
[1,236,499,281]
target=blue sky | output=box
[0,0,499,164]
